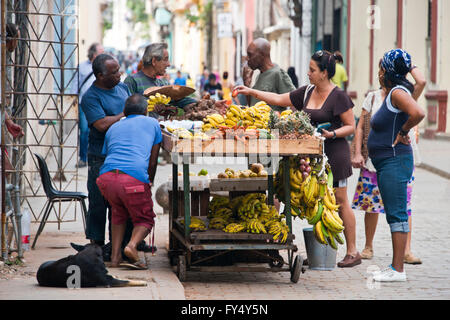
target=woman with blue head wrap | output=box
[367,49,426,282]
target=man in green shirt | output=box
[246,38,295,112]
[124,43,196,119]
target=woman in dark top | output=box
[234,50,360,268]
[368,49,425,282]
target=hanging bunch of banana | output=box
[274,156,346,249]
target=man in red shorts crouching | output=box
[96,94,162,269]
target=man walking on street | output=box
[245,38,295,111]
[75,43,104,168]
[97,94,161,268]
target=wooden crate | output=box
[162,131,323,157]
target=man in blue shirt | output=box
[96,94,161,268]
[73,43,104,168]
[80,53,134,257]
[173,70,186,86]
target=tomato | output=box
[232,89,238,98]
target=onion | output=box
[305,166,311,173]
[300,164,306,172]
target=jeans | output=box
[372,153,413,233]
[86,154,133,244]
[79,107,89,163]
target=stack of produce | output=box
[201,113,226,132]
[224,102,272,129]
[208,125,273,141]
[166,127,211,141]
[205,193,290,243]
[217,163,268,179]
[274,156,345,249]
[147,93,178,119]
[269,110,316,139]
[173,98,228,121]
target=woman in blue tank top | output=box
[367,49,425,282]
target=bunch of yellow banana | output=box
[266,219,289,243]
[280,109,293,119]
[147,93,171,112]
[237,193,268,220]
[180,216,207,232]
[259,205,280,224]
[209,216,230,230]
[245,218,267,234]
[172,128,194,140]
[313,216,345,249]
[202,114,225,132]
[223,222,246,233]
[193,131,211,141]
[225,105,244,127]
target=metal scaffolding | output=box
[1,0,80,256]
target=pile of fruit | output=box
[147,93,178,119]
[217,163,268,179]
[224,102,272,129]
[180,193,291,243]
[269,109,316,139]
[166,127,211,141]
[208,193,291,243]
[274,157,345,249]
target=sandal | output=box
[119,261,148,270]
[361,247,374,259]
[404,253,422,265]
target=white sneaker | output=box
[373,265,407,282]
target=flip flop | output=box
[119,261,148,270]
[124,246,140,262]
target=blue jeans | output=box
[79,107,89,163]
[372,154,413,233]
[86,154,133,243]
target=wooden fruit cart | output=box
[162,131,323,283]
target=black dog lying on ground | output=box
[70,241,157,262]
[36,244,145,288]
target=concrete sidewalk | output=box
[416,136,450,179]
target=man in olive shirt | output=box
[124,43,196,119]
[246,38,295,112]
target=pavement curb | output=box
[417,163,450,180]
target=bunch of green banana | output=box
[208,196,230,216]
[274,158,305,219]
[237,193,267,220]
[202,113,225,131]
[180,216,207,232]
[147,93,171,112]
[259,205,280,224]
[245,218,267,234]
[223,222,246,233]
[209,216,231,230]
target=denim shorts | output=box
[371,153,414,233]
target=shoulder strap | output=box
[304,85,314,106]
[78,71,94,94]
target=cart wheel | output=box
[290,255,303,283]
[177,255,187,282]
[268,253,284,269]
